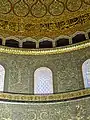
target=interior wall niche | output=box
[56,38,69,47]
[72,34,86,43]
[22,41,36,48]
[39,40,53,48]
[5,39,19,48]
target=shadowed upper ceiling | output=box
[0,0,90,39]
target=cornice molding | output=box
[0,89,90,102]
[0,40,89,55]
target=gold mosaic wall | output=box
[0,0,90,119]
[0,0,90,39]
[0,1,90,119]
[0,42,88,94]
[0,96,90,120]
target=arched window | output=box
[22,41,36,48]
[82,59,90,88]
[39,41,53,48]
[72,34,86,44]
[5,39,19,48]
[34,67,53,94]
[56,38,69,47]
[0,65,5,91]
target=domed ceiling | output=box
[0,0,90,39]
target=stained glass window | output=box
[82,59,90,88]
[0,65,5,91]
[34,67,53,94]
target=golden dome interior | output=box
[0,0,90,40]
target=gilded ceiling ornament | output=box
[66,0,82,12]
[0,0,12,14]
[0,0,89,38]
[48,0,65,16]
[13,0,30,17]
[83,0,90,5]
[30,0,47,18]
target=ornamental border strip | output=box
[0,89,90,102]
[0,41,89,55]
[0,0,88,18]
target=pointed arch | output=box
[34,67,53,94]
[82,59,90,88]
